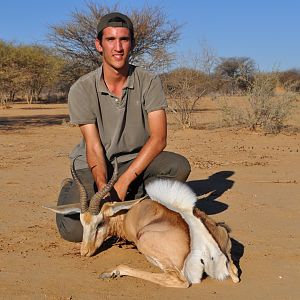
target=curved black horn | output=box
[89,158,118,215]
[71,155,89,213]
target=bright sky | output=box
[0,0,299,71]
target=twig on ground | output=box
[253,180,297,184]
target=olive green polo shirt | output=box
[68,64,167,169]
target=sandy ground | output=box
[0,99,299,300]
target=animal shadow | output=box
[231,238,244,278]
[187,171,234,215]
[95,237,137,255]
[95,237,119,255]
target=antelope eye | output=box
[97,221,105,229]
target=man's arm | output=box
[79,124,108,191]
[114,109,167,200]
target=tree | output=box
[48,2,181,76]
[0,40,64,105]
[215,57,256,94]
[0,41,28,106]
[57,59,91,94]
[279,69,300,92]
[18,46,64,103]
[162,67,208,128]
[198,39,219,76]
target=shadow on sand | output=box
[0,114,69,131]
[187,170,234,215]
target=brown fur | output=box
[81,200,239,286]
[193,207,231,255]
[82,212,93,224]
[192,207,240,283]
[98,199,192,286]
[124,200,190,247]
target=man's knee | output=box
[177,155,191,181]
[55,175,87,243]
[56,214,83,242]
[147,151,191,182]
[170,153,191,182]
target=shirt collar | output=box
[126,64,134,89]
[96,64,134,95]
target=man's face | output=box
[97,27,132,72]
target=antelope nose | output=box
[81,247,94,257]
[80,246,90,257]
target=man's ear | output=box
[95,39,103,54]
[43,203,81,215]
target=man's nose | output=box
[115,40,123,51]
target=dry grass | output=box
[220,73,297,134]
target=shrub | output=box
[220,73,296,134]
[162,68,208,128]
[279,69,300,92]
[214,57,256,95]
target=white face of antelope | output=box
[78,200,141,257]
[80,211,108,257]
[205,224,239,283]
[66,156,120,257]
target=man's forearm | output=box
[119,135,166,186]
[86,144,108,191]
[117,110,167,189]
[112,135,166,201]
[80,124,108,191]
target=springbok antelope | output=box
[45,158,239,288]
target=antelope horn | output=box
[71,155,89,213]
[89,158,118,215]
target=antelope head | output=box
[193,207,240,283]
[44,157,141,257]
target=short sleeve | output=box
[68,82,96,125]
[144,75,168,113]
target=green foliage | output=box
[0,40,64,105]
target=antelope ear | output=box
[105,198,144,217]
[43,203,81,215]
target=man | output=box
[56,12,191,242]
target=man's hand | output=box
[98,180,128,202]
[113,178,130,201]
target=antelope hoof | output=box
[99,269,120,280]
[229,263,240,283]
[230,273,240,283]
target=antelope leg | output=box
[99,264,190,288]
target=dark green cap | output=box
[97,12,134,36]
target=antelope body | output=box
[45,159,239,288]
